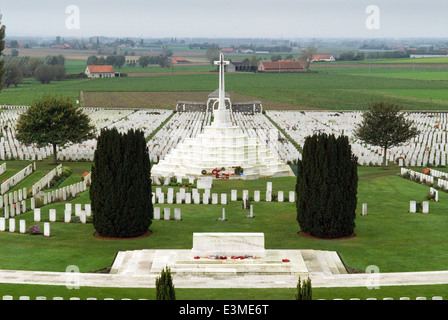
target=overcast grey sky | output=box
[1,0,447,39]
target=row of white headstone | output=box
[267,110,448,167]
[32,164,62,195]
[2,199,29,218]
[232,112,300,165]
[0,218,50,236]
[152,188,296,204]
[0,106,174,162]
[0,187,29,208]
[153,207,181,221]
[38,181,88,206]
[0,164,33,195]
[33,203,91,223]
[400,168,435,185]
[147,112,210,163]
[409,200,430,213]
[4,105,448,168]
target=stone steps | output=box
[110,250,154,275]
[302,250,347,275]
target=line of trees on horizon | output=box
[2,54,67,86]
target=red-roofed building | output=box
[257,60,305,73]
[221,48,234,53]
[85,65,117,78]
[311,54,335,62]
[171,57,190,64]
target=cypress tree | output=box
[295,277,312,300]
[91,128,153,238]
[296,133,358,239]
[156,267,176,300]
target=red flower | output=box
[194,256,200,259]
[282,259,290,263]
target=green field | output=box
[2,71,448,110]
[1,160,448,299]
[64,59,215,75]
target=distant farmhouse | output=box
[85,65,119,78]
[311,54,335,62]
[257,60,305,73]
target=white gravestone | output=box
[422,201,429,214]
[167,193,173,204]
[176,193,182,204]
[246,205,254,218]
[221,194,227,205]
[430,187,439,202]
[194,193,200,204]
[0,217,5,231]
[278,191,283,202]
[212,193,218,205]
[185,193,191,204]
[174,208,181,221]
[44,222,50,237]
[197,177,213,189]
[191,232,265,258]
[289,191,295,203]
[231,190,237,201]
[49,209,56,222]
[254,190,260,202]
[164,208,171,220]
[65,210,71,223]
[362,203,368,216]
[410,201,416,213]
[85,204,91,217]
[153,207,160,220]
[20,220,26,234]
[9,218,15,232]
[266,191,272,202]
[34,208,41,222]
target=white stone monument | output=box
[151,54,294,180]
[191,232,265,258]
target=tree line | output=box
[2,54,67,87]
[87,54,172,69]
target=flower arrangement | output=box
[234,166,244,175]
[29,225,41,235]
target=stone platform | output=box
[109,248,348,279]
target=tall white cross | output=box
[214,53,230,110]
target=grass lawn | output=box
[0,159,448,299]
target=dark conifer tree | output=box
[90,128,153,238]
[296,133,358,239]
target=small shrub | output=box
[61,166,72,178]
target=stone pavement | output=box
[1,247,448,289]
[1,268,448,289]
